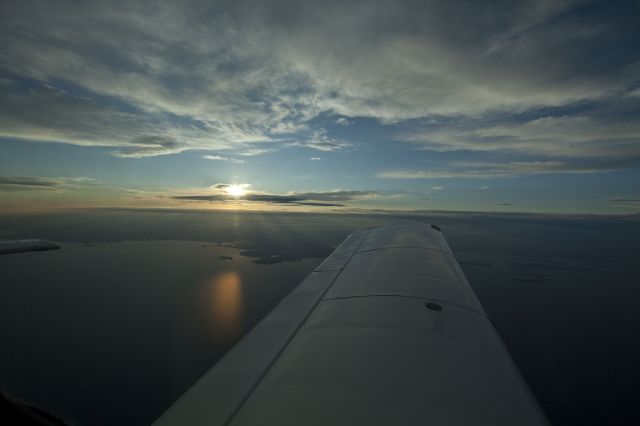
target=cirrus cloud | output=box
[1,0,638,161]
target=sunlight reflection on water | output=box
[207,271,243,340]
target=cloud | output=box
[0,4,292,156]
[292,190,377,202]
[173,188,377,206]
[203,155,245,163]
[0,176,59,191]
[113,135,183,157]
[606,198,640,203]
[335,117,351,126]
[0,0,638,165]
[212,183,232,190]
[211,183,251,191]
[431,186,444,191]
[377,159,629,179]
[310,157,321,161]
[0,176,96,191]
[402,115,640,161]
[0,79,230,156]
[627,88,640,98]
[239,148,274,157]
[173,194,227,202]
[289,129,351,152]
[275,0,638,122]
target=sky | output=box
[1,0,639,213]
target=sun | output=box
[225,184,247,197]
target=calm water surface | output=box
[1,209,639,425]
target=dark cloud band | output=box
[172,190,377,206]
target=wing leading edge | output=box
[154,224,548,426]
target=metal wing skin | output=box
[155,224,549,426]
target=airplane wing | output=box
[154,224,548,425]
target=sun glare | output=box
[226,184,246,197]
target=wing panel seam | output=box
[222,229,370,426]
[356,245,448,254]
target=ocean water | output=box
[1,209,639,425]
